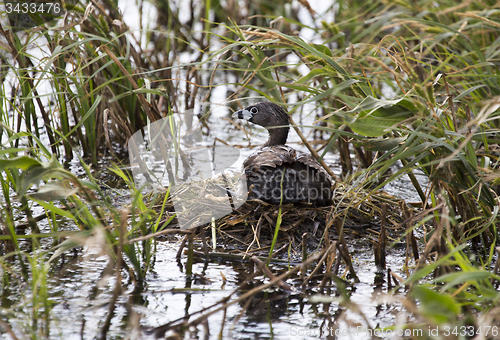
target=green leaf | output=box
[301,79,359,105]
[13,155,65,198]
[0,156,42,171]
[434,270,495,293]
[311,44,333,57]
[0,148,27,156]
[454,85,487,102]
[330,96,417,137]
[29,196,74,219]
[411,285,460,324]
[352,137,406,151]
[28,181,79,201]
[296,68,330,84]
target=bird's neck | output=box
[264,126,289,147]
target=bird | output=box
[232,102,333,206]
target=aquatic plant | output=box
[1,0,500,338]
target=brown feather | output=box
[236,102,333,206]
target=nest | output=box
[146,175,409,260]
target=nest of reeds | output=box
[142,175,424,337]
[146,174,410,261]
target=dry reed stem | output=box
[251,256,294,292]
[99,208,127,340]
[319,241,337,289]
[126,228,185,244]
[457,12,500,29]
[436,0,474,15]
[0,319,22,340]
[338,244,359,282]
[176,234,188,259]
[378,204,388,269]
[152,251,324,336]
[289,116,340,182]
[301,242,335,288]
[98,45,162,121]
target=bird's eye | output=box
[250,107,259,114]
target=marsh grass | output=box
[1,0,500,338]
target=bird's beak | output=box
[232,109,252,120]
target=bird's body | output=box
[233,102,333,206]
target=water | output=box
[0,1,425,338]
[42,238,410,339]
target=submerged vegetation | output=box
[1,0,500,338]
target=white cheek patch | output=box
[239,109,253,120]
[233,109,253,120]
